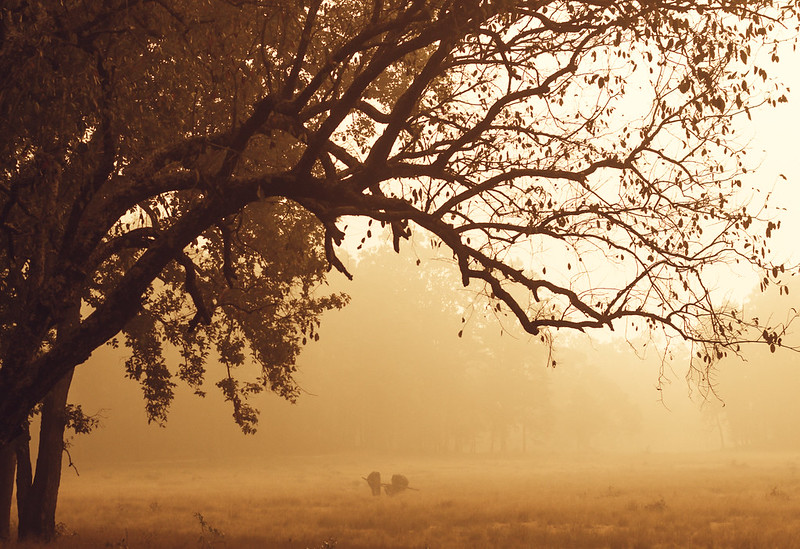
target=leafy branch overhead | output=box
[1,0,798,443]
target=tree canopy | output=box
[1,0,799,446]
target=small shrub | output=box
[55,521,76,539]
[767,486,789,500]
[644,497,667,512]
[195,512,225,548]
[309,538,337,549]
[104,529,128,548]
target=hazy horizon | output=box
[60,240,800,471]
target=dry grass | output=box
[8,452,800,548]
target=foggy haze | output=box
[65,244,800,468]
[48,243,800,548]
[8,2,800,546]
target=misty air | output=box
[3,2,800,548]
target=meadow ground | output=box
[7,451,800,548]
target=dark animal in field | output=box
[364,471,382,496]
[383,474,410,496]
[362,472,418,496]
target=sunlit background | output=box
[59,48,800,468]
[23,20,800,549]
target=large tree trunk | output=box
[16,371,74,542]
[0,439,17,539]
[15,304,80,542]
[14,424,33,539]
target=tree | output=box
[1,0,798,536]
[2,198,346,541]
[711,278,800,450]
[1,2,348,539]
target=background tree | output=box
[234,245,690,457]
[1,0,799,538]
[710,279,800,450]
[295,246,554,454]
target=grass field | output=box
[8,452,800,548]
